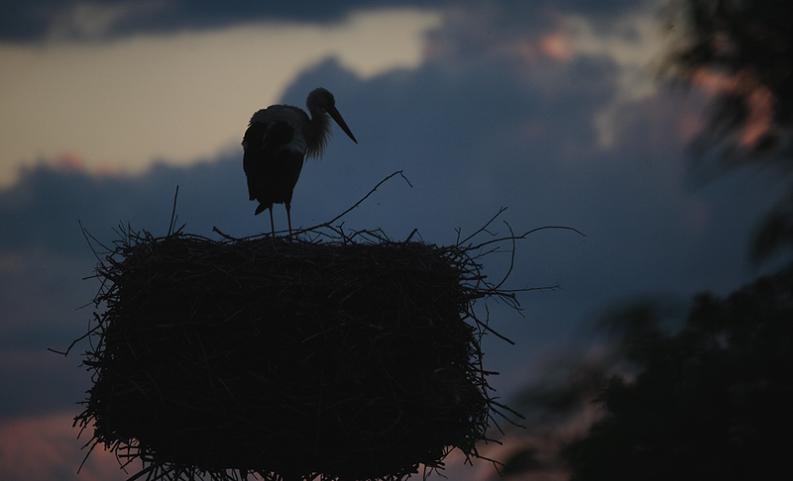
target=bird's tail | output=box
[254,203,267,215]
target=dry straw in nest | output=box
[62,173,578,481]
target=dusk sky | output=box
[0,1,786,480]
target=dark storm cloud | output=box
[276,54,782,380]
[0,0,428,42]
[0,0,654,42]
[0,0,777,427]
[1,51,780,410]
[0,351,86,421]
[0,159,251,254]
[1,5,780,481]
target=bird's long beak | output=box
[328,107,358,144]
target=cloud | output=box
[0,8,441,186]
[0,0,432,42]
[2,46,780,374]
[0,0,652,43]
[0,5,786,479]
[0,350,88,421]
[0,1,664,186]
[45,1,165,40]
[0,411,129,481]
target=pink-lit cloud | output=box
[690,69,774,147]
[53,152,85,172]
[677,110,705,142]
[0,411,131,481]
[0,8,441,187]
[538,32,574,62]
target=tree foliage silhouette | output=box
[668,0,793,163]
[498,4,793,478]
[666,0,793,261]
[564,267,793,481]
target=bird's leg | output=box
[285,202,293,238]
[269,208,276,239]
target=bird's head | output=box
[307,87,335,111]
[307,87,357,144]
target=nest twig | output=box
[61,171,580,481]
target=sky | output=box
[0,1,787,480]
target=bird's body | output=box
[242,88,357,236]
[243,106,309,214]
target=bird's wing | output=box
[242,121,268,200]
[243,106,309,202]
[251,105,310,155]
[252,105,309,125]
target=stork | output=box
[242,87,357,237]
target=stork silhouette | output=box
[243,88,357,237]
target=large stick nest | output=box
[70,176,569,481]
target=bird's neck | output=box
[306,107,330,158]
